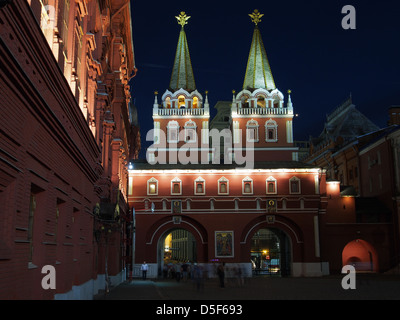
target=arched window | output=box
[147,177,158,195]
[242,176,253,194]
[184,120,197,143]
[265,119,278,142]
[194,177,206,195]
[289,176,301,194]
[257,96,266,108]
[218,177,229,195]
[178,95,185,108]
[246,119,259,142]
[193,96,199,109]
[165,96,171,108]
[167,121,179,143]
[171,177,182,195]
[241,95,250,108]
[266,176,277,194]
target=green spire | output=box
[243,10,276,91]
[169,12,196,92]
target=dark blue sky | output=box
[130,0,400,159]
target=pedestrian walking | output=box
[141,261,149,280]
[175,262,182,282]
[193,263,204,292]
[182,261,189,281]
[217,262,225,288]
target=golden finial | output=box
[288,89,291,94]
[249,9,264,25]
[176,11,191,27]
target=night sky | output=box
[129,0,400,159]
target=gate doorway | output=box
[250,228,291,276]
[157,228,197,278]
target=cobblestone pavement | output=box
[94,274,400,300]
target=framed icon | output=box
[215,231,234,258]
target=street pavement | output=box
[94,273,400,300]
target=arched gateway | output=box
[132,212,309,278]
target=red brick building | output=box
[127,10,384,278]
[0,0,139,299]
[305,99,400,273]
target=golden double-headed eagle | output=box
[176,11,191,27]
[248,9,264,25]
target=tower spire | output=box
[169,11,196,92]
[242,9,275,91]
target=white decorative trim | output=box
[170,177,182,195]
[266,176,277,194]
[147,177,158,195]
[242,176,253,195]
[218,176,229,195]
[194,176,206,195]
[289,176,301,194]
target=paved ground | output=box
[94,273,400,300]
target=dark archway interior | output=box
[250,228,291,276]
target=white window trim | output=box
[266,176,277,194]
[242,176,253,195]
[218,176,229,195]
[194,176,206,195]
[289,176,301,194]
[246,119,259,143]
[147,177,158,195]
[184,120,197,143]
[233,121,240,144]
[167,121,179,143]
[171,177,182,195]
[265,119,278,142]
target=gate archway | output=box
[250,228,291,276]
[157,228,197,278]
[240,215,304,277]
[342,239,378,272]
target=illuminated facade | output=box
[0,0,139,299]
[126,10,394,278]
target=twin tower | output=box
[149,10,297,166]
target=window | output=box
[194,177,205,195]
[246,119,259,142]
[178,95,185,108]
[266,176,277,194]
[233,121,240,144]
[171,178,182,195]
[289,176,301,194]
[167,121,179,143]
[265,119,278,142]
[55,198,66,242]
[153,121,160,144]
[184,120,197,143]
[242,177,253,194]
[147,178,158,195]
[28,184,44,262]
[165,96,171,108]
[28,193,36,262]
[193,96,199,108]
[257,96,266,108]
[218,177,229,195]
[241,95,249,108]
